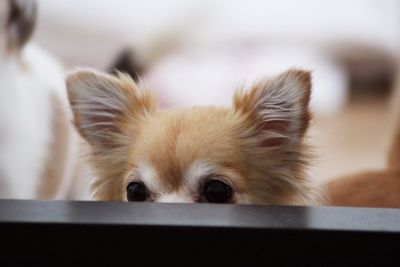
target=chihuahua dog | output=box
[66,68,317,205]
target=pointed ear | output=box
[233,69,312,147]
[5,0,37,51]
[66,68,156,151]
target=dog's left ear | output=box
[233,69,312,147]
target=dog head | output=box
[67,68,314,205]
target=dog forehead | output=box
[135,160,215,193]
[129,107,237,189]
[135,107,234,155]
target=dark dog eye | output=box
[126,182,149,201]
[203,180,233,203]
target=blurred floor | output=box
[309,96,391,185]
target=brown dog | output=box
[324,78,400,208]
[66,68,321,205]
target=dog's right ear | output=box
[66,68,156,152]
[233,69,312,148]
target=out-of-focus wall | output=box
[35,0,400,68]
[34,0,400,116]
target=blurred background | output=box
[11,0,400,186]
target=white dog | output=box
[0,0,89,199]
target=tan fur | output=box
[325,122,400,207]
[67,68,316,204]
[325,73,400,208]
[388,121,400,170]
[325,170,400,208]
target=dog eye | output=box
[126,182,149,201]
[203,179,233,203]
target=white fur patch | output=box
[128,161,216,203]
[184,160,215,188]
[134,162,160,191]
[157,192,193,203]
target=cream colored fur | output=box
[67,68,318,205]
